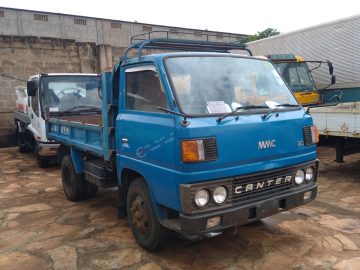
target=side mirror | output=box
[327,60,334,75]
[331,75,336,85]
[97,75,103,99]
[27,81,37,96]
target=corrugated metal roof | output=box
[247,15,360,89]
[249,14,360,44]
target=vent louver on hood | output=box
[203,138,218,161]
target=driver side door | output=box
[116,64,177,208]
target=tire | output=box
[126,177,169,251]
[245,219,263,227]
[61,155,86,201]
[37,154,50,168]
[16,125,28,153]
[85,182,98,199]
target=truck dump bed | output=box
[54,115,102,126]
[47,115,104,157]
[310,102,360,138]
[46,72,115,160]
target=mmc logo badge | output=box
[258,140,276,149]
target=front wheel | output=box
[61,155,86,201]
[16,125,28,153]
[126,178,169,251]
[85,182,98,199]
[37,154,50,168]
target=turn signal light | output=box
[181,140,205,162]
[304,191,312,201]
[311,126,319,144]
[206,216,221,229]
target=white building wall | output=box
[0,7,246,48]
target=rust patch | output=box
[54,115,102,126]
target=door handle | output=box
[31,113,33,119]
[121,138,128,144]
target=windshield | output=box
[274,62,316,92]
[165,56,298,115]
[41,75,100,113]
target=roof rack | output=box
[122,31,252,62]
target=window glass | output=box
[166,56,298,115]
[126,66,168,112]
[41,76,100,113]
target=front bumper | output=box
[38,143,60,156]
[164,184,317,237]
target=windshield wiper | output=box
[262,103,300,120]
[59,105,101,116]
[217,105,269,122]
[157,107,190,127]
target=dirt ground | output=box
[0,146,359,270]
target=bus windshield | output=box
[274,62,316,92]
[41,75,100,114]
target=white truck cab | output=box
[14,73,99,167]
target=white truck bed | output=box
[310,102,360,138]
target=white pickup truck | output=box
[14,73,100,167]
[310,102,360,162]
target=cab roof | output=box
[120,33,252,66]
[266,54,304,62]
[123,51,257,65]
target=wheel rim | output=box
[130,195,151,236]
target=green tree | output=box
[244,28,280,43]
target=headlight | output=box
[194,189,209,207]
[305,167,314,181]
[213,186,227,204]
[295,169,305,185]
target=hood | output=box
[175,109,316,180]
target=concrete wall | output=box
[0,36,114,147]
[0,36,192,147]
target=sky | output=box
[0,0,360,35]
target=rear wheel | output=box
[16,125,28,153]
[61,155,86,201]
[126,177,169,251]
[37,154,50,168]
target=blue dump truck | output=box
[43,32,319,250]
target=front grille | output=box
[181,161,318,214]
[203,138,218,161]
[232,168,295,203]
[303,126,314,146]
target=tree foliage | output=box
[244,28,280,43]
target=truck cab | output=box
[14,73,99,167]
[47,34,320,250]
[266,54,335,106]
